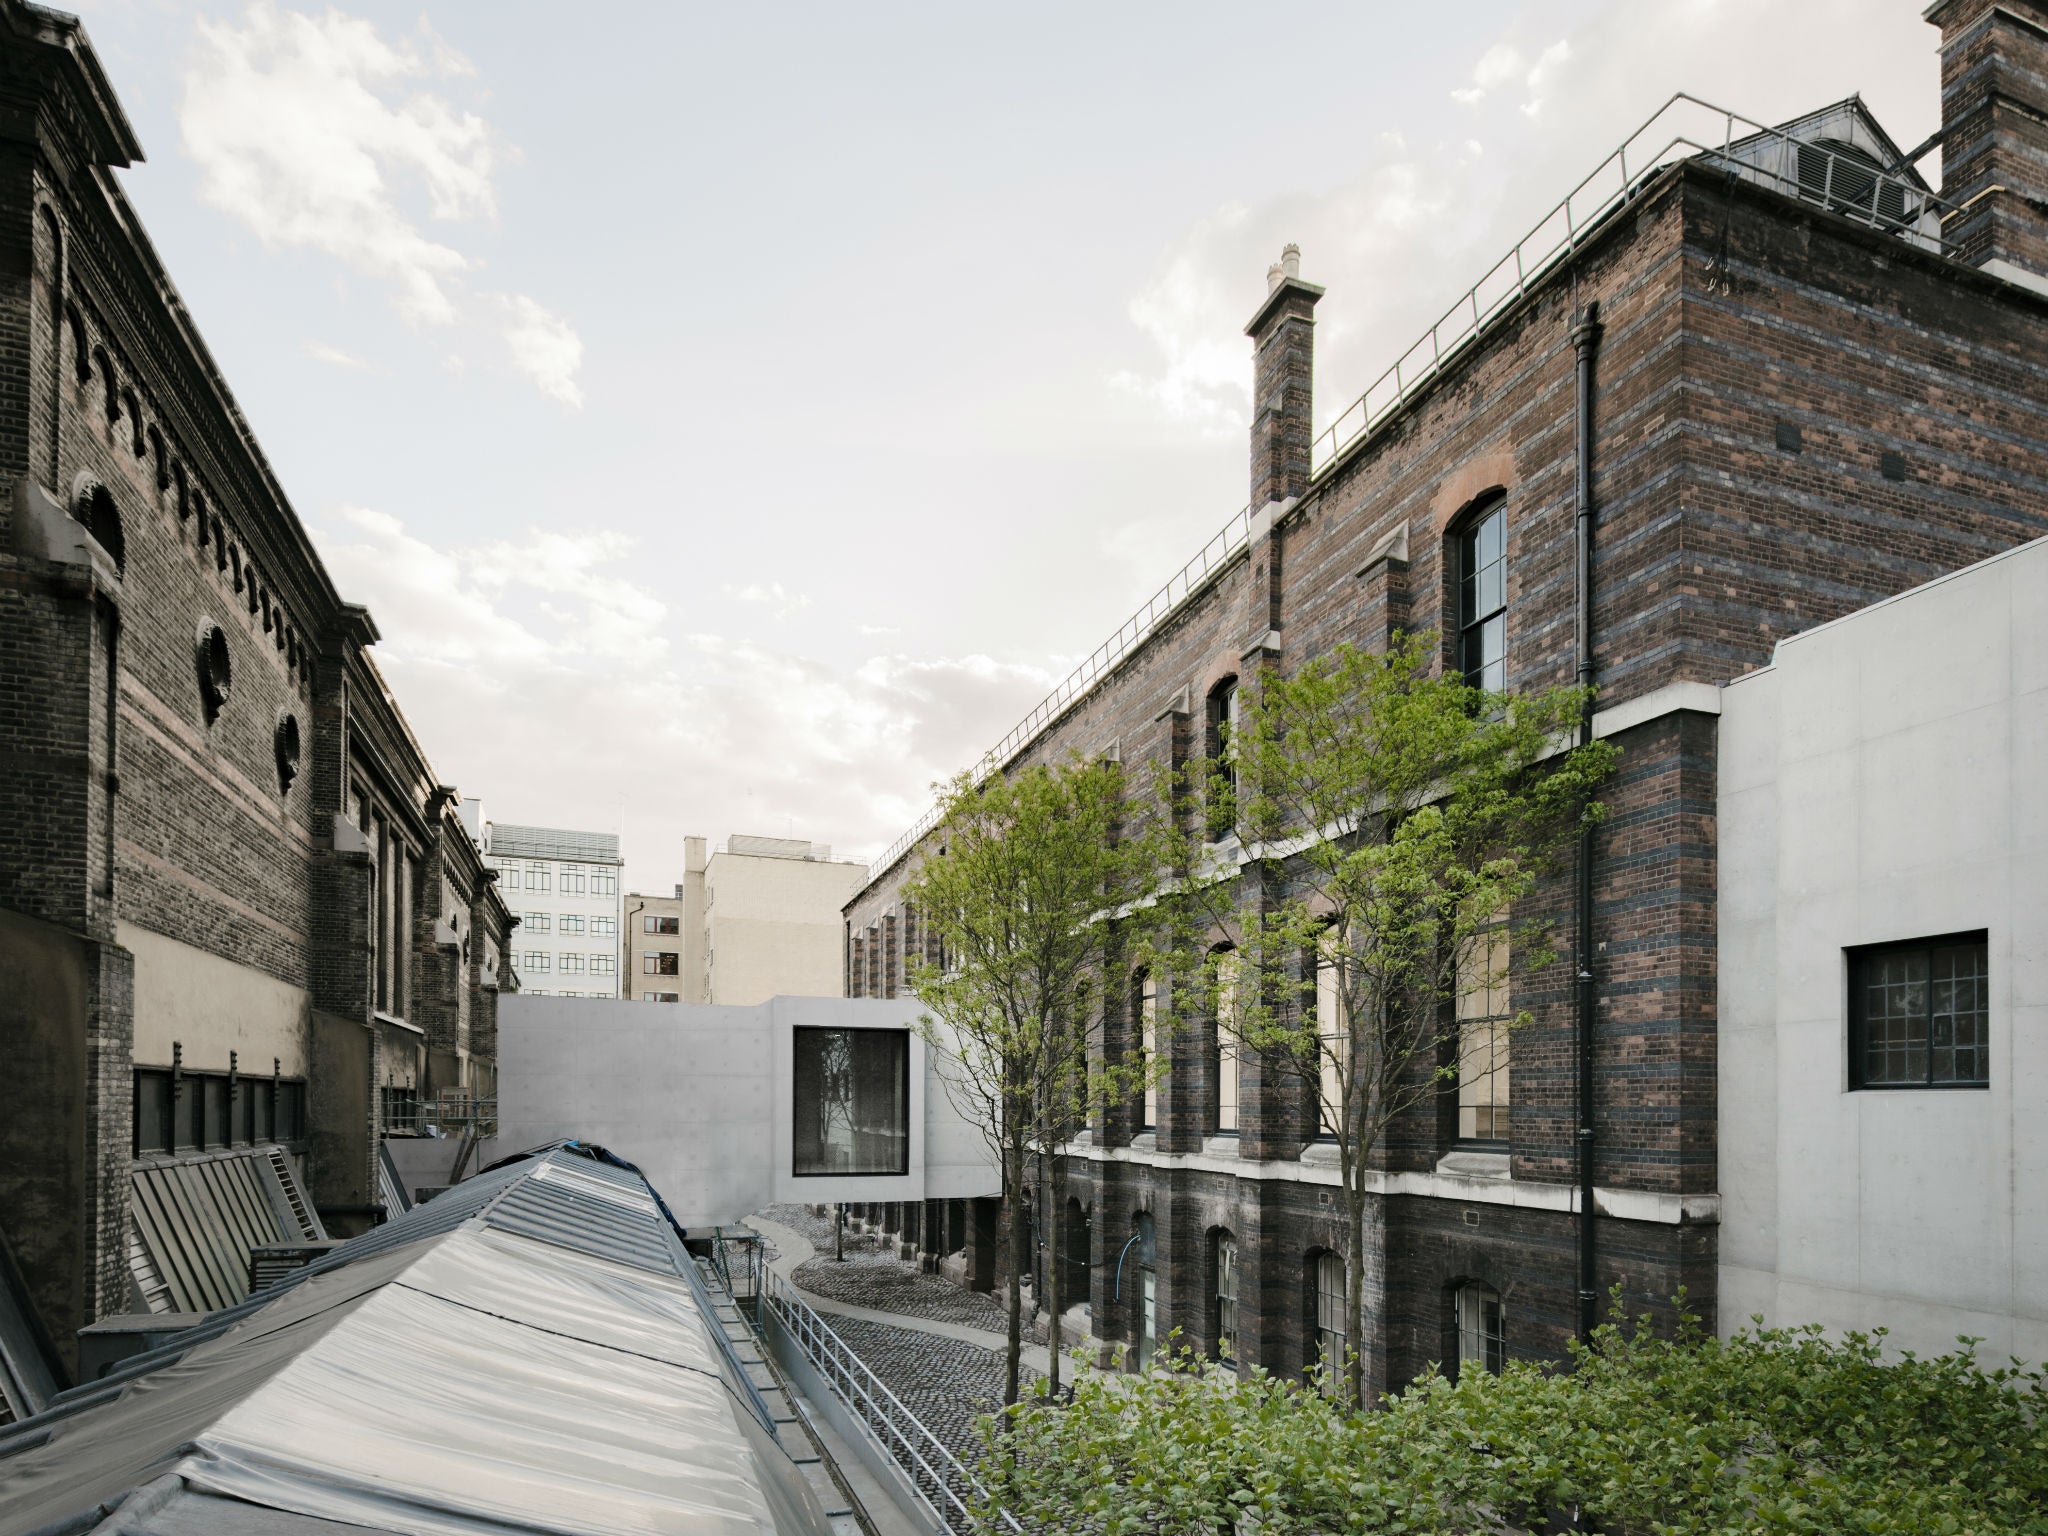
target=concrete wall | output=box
[121,921,310,1076]
[495,993,997,1228]
[1719,535,2048,1363]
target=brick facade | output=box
[0,4,513,1378]
[845,10,2048,1395]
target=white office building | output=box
[459,803,624,998]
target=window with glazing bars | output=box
[1314,1251,1345,1382]
[1458,499,1506,692]
[1850,932,1989,1088]
[1214,1233,1238,1364]
[1454,1280,1505,1378]
[1212,948,1241,1134]
[1456,918,1511,1142]
[1136,969,1159,1130]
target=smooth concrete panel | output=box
[122,920,311,1075]
[1719,534,2048,1363]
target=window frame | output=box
[1205,676,1240,842]
[1847,930,1990,1091]
[1453,1279,1505,1381]
[1135,968,1158,1131]
[1456,496,1507,693]
[1210,947,1241,1136]
[1455,917,1513,1146]
[1312,1249,1345,1386]
[1212,1230,1239,1365]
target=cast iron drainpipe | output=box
[1572,299,1603,1343]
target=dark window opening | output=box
[793,1027,910,1176]
[1457,499,1506,692]
[1205,678,1239,840]
[1849,932,1989,1089]
[1775,419,1804,454]
[133,1068,307,1156]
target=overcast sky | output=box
[80,0,1937,891]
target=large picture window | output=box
[1849,932,1989,1089]
[793,1027,911,1175]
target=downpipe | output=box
[1571,300,1603,1343]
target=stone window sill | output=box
[1434,1147,1511,1181]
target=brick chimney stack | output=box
[1932,0,2048,285]
[1244,244,1324,510]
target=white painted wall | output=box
[495,993,998,1228]
[1719,535,2048,1363]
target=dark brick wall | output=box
[846,151,2048,1381]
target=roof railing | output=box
[863,92,1959,887]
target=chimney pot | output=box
[1267,261,1283,293]
[1282,243,1301,280]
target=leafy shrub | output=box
[973,1301,2048,1535]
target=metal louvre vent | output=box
[130,1146,325,1314]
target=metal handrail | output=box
[862,93,1958,889]
[759,1266,1020,1533]
[866,503,1254,880]
[1309,91,1957,474]
[379,1095,498,1139]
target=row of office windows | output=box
[516,952,616,975]
[497,865,619,896]
[519,913,616,936]
[132,1068,308,1157]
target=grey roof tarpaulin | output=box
[0,1146,832,1536]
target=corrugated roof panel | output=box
[128,1149,314,1315]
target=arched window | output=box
[1212,1230,1239,1365]
[1205,676,1240,840]
[1457,498,1506,692]
[1134,968,1159,1131]
[1133,1213,1158,1370]
[1453,1280,1505,1379]
[1311,1250,1345,1382]
[1210,947,1241,1135]
[1456,914,1511,1144]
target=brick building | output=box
[0,1,513,1403]
[842,4,2048,1394]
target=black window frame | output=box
[792,1026,912,1177]
[1205,677,1240,842]
[1847,930,1990,1091]
[1456,497,1507,693]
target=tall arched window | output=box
[1133,1213,1158,1370]
[1205,676,1240,840]
[1211,947,1241,1135]
[1134,968,1159,1131]
[1314,931,1347,1139]
[1312,1250,1345,1383]
[1212,1230,1239,1365]
[1453,1280,1505,1379]
[1458,498,1507,692]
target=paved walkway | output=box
[746,1211,1056,1379]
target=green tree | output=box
[906,755,1165,1404]
[1155,634,1613,1404]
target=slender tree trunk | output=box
[1046,1147,1064,1394]
[1004,1138,1027,1405]
[1344,1171,1367,1409]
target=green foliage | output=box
[975,1304,2048,1535]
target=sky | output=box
[76,0,1940,892]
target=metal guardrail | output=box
[379,1095,498,1139]
[1309,92,1956,474]
[865,503,1254,880]
[759,1266,1020,1534]
[862,93,1959,889]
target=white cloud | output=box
[316,508,1056,882]
[723,581,812,621]
[494,293,584,409]
[181,3,583,406]
[1109,0,1935,449]
[304,339,373,371]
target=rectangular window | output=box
[1458,500,1507,692]
[1138,971,1159,1130]
[561,869,586,895]
[524,912,551,933]
[1457,922,1511,1142]
[793,1027,911,1176]
[646,915,680,935]
[642,991,680,1003]
[1214,950,1241,1135]
[1315,1251,1346,1385]
[1316,936,1348,1138]
[644,951,680,976]
[1215,1237,1238,1364]
[560,953,586,974]
[559,913,585,935]
[1850,932,1989,1089]
[133,1069,173,1156]
[590,954,615,975]
[592,872,618,896]
[591,916,616,937]
[526,952,552,974]
[530,870,551,893]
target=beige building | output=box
[625,835,865,1005]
